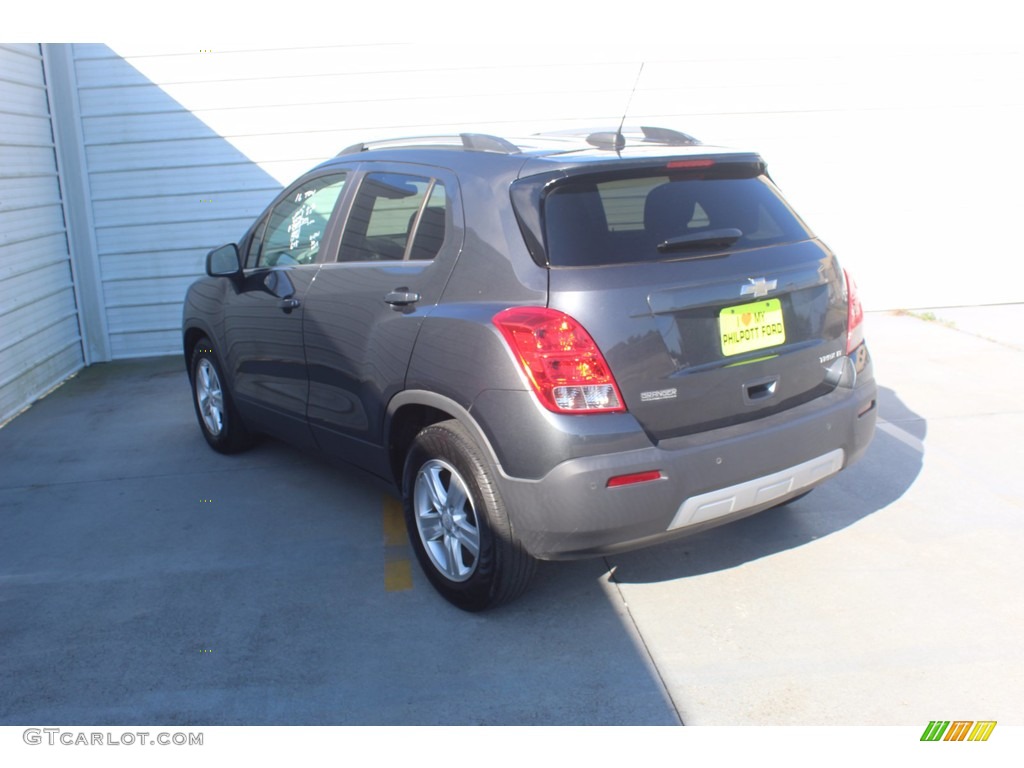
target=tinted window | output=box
[543,174,810,267]
[338,173,447,262]
[256,173,348,267]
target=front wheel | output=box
[403,420,536,611]
[190,337,252,454]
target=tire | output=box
[190,337,252,454]
[403,420,536,611]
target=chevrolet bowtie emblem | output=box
[741,277,777,298]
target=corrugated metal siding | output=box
[0,44,83,424]
[70,46,280,360]
[72,44,283,358]
[72,45,775,359]
[43,43,1024,362]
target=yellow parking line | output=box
[382,495,413,592]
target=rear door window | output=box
[338,172,448,262]
[543,173,811,267]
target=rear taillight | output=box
[493,307,625,414]
[844,268,865,354]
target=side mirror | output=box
[206,243,241,277]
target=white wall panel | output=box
[102,275,197,308]
[0,291,79,357]
[0,317,85,418]
[0,44,83,424]
[92,190,274,227]
[15,41,1020,373]
[104,44,1024,346]
[0,203,66,247]
[1,261,78,311]
[0,175,69,209]
[0,42,49,81]
[94,218,259,255]
[100,248,206,280]
[90,165,280,200]
[107,330,179,360]
[0,111,54,147]
[64,43,286,358]
[0,145,62,175]
[0,234,71,278]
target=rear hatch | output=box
[511,157,849,442]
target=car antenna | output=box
[614,62,645,153]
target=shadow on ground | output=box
[0,350,923,725]
[605,385,923,583]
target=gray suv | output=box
[183,127,876,611]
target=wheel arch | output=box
[385,390,504,488]
[183,323,219,378]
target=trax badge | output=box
[741,277,777,298]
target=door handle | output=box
[384,289,421,307]
[279,298,301,312]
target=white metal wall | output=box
[0,44,83,424]
[5,41,1021,401]
[69,44,283,359]
[79,43,1024,339]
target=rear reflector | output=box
[493,307,625,414]
[607,470,663,488]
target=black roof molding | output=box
[459,133,521,153]
[544,125,702,151]
[639,126,701,146]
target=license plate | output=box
[719,298,786,356]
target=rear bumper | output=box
[494,371,877,560]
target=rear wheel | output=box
[403,420,536,611]
[190,337,252,454]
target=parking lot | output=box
[1,307,1021,725]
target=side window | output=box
[256,173,347,267]
[338,173,447,262]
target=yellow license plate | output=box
[719,298,786,356]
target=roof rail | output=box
[338,132,521,156]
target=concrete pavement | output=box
[1,306,1021,725]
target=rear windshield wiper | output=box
[656,228,743,253]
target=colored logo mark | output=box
[920,720,997,742]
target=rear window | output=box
[543,174,811,267]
